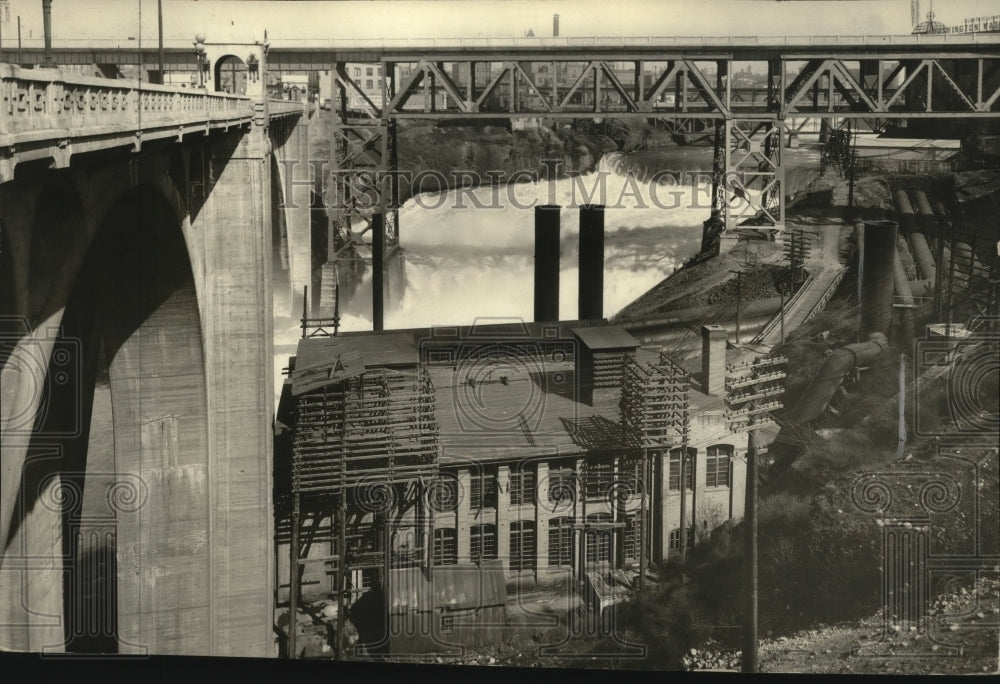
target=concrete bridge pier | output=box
[0,126,279,658]
[271,114,313,320]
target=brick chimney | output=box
[701,324,727,396]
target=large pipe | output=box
[895,190,936,281]
[909,231,936,282]
[534,205,561,322]
[913,190,937,234]
[896,235,917,281]
[859,220,899,339]
[894,190,918,236]
[578,205,605,321]
[793,332,890,424]
[372,213,385,331]
[893,246,915,339]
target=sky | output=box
[1,0,999,44]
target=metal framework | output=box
[316,50,1000,258]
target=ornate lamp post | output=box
[194,32,207,88]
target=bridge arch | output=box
[213,55,248,95]
[55,183,209,654]
[26,175,86,326]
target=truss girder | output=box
[320,55,1000,120]
[722,118,784,232]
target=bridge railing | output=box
[0,64,252,139]
[262,33,1000,49]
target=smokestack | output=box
[553,14,559,37]
[578,205,605,320]
[859,219,899,339]
[372,213,385,331]
[534,205,561,322]
[701,324,727,396]
[42,0,52,66]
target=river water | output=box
[337,153,722,330]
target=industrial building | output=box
[274,320,753,655]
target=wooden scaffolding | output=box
[287,365,439,659]
[619,351,691,580]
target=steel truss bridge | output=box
[10,34,1000,240]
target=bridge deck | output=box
[0,66,303,183]
[3,33,1000,67]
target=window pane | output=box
[548,517,574,566]
[510,468,536,506]
[670,448,695,490]
[586,463,612,498]
[471,471,498,508]
[434,529,457,566]
[510,521,536,571]
[623,515,639,560]
[706,445,732,488]
[585,513,612,564]
[470,524,497,561]
[548,469,575,507]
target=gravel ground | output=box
[682,575,1000,674]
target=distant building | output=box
[911,9,948,34]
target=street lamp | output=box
[194,32,207,88]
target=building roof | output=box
[571,325,641,351]
[289,321,735,464]
[291,332,418,396]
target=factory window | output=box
[623,514,639,561]
[621,458,645,498]
[548,517,574,567]
[585,461,613,499]
[585,513,612,564]
[366,79,374,90]
[547,467,576,508]
[668,527,695,552]
[433,528,457,566]
[470,524,498,562]
[668,448,696,492]
[705,445,733,488]
[509,521,536,571]
[366,67,373,76]
[509,466,536,505]
[470,469,498,509]
[353,67,360,77]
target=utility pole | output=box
[725,355,787,674]
[678,425,690,563]
[744,428,759,672]
[895,353,907,461]
[16,14,21,65]
[42,0,52,66]
[157,0,165,84]
[779,284,786,344]
[732,270,743,345]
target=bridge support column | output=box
[188,129,275,656]
[280,115,313,319]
